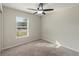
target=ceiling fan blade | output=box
[33,12,37,14]
[42,12,46,15]
[43,9,54,11]
[27,8,37,11]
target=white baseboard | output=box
[62,45,79,53]
[2,39,40,51]
[42,36,79,53]
[2,36,79,54]
[42,36,55,43]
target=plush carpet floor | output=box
[1,39,79,56]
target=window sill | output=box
[16,35,29,39]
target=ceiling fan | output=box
[27,3,54,15]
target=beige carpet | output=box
[2,39,79,56]
[2,39,64,56]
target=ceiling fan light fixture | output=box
[37,11,43,14]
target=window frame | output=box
[16,16,29,39]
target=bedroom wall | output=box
[0,3,2,55]
[0,12,2,55]
[41,6,79,52]
[3,7,41,49]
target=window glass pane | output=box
[16,16,28,38]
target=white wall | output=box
[0,12,2,55]
[3,7,41,49]
[41,6,79,52]
[0,3,2,55]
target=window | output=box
[16,16,29,38]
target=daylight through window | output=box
[16,16,29,38]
